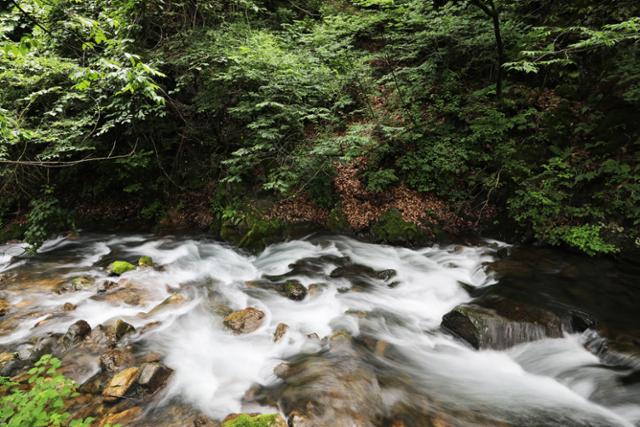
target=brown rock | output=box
[100,348,134,373]
[99,407,143,426]
[141,293,187,318]
[0,298,10,316]
[63,302,76,311]
[273,323,289,342]
[113,319,135,340]
[102,367,140,401]
[138,362,173,392]
[223,307,265,334]
[63,320,92,346]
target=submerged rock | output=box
[222,414,287,427]
[103,366,140,401]
[63,320,92,346]
[0,297,10,316]
[282,280,307,301]
[142,293,186,318]
[274,323,289,342]
[138,255,154,267]
[108,260,136,276]
[223,307,265,334]
[113,319,136,340]
[258,333,384,427]
[440,296,591,350]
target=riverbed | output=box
[0,233,638,426]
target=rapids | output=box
[0,233,638,426]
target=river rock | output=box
[108,260,136,276]
[100,348,134,372]
[102,366,140,401]
[138,256,154,267]
[138,362,172,392]
[282,280,307,301]
[113,319,135,340]
[222,414,287,427]
[0,298,10,316]
[260,332,384,427]
[142,293,186,318]
[92,284,145,306]
[274,323,289,342]
[99,407,143,426]
[63,302,76,311]
[63,320,92,346]
[96,279,119,293]
[441,302,565,350]
[223,307,265,334]
[0,352,18,375]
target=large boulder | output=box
[256,333,385,427]
[223,307,265,334]
[441,296,595,350]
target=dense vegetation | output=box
[1,0,639,254]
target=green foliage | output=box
[1,0,639,255]
[556,224,618,256]
[24,187,73,252]
[0,354,94,427]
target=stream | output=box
[0,233,638,426]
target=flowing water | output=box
[0,233,638,426]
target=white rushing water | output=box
[0,234,638,426]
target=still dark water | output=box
[0,234,638,426]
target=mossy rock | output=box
[108,260,136,276]
[282,280,307,301]
[138,256,154,267]
[371,209,421,244]
[222,413,287,427]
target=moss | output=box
[222,414,280,427]
[108,260,136,276]
[326,207,350,233]
[138,256,154,267]
[371,209,421,244]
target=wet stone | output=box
[223,307,265,334]
[102,366,140,401]
[100,348,134,373]
[0,297,10,316]
[64,320,92,346]
[274,323,289,342]
[63,302,76,311]
[97,280,119,294]
[282,280,307,301]
[99,406,142,426]
[138,362,173,392]
[113,319,135,340]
